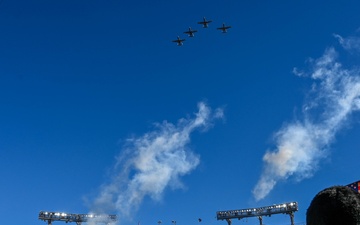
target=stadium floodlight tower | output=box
[38,211,117,225]
[216,202,298,225]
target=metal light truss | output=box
[216,202,298,220]
[39,211,117,225]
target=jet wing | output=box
[184,30,197,34]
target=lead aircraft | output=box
[197,17,212,28]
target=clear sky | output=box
[1,1,360,225]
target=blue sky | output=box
[1,1,360,225]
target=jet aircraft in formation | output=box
[184,27,198,37]
[197,17,212,28]
[217,23,232,33]
[172,36,185,46]
[172,17,231,46]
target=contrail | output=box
[253,38,360,201]
[91,102,223,219]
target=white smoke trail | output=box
[92,102,223,219]
[253,41,360,201]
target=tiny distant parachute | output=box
[346,180,360,193]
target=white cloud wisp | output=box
[92,102,223,219]
[253,46,360,201]
[334,33,360,52]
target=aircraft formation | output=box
[172,17,232,46]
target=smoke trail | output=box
[92,102,223,219]
[253,40,360,201]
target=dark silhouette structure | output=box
[307,186,360,225]
[217,202,298,225]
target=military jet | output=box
[172,36,185,46]
[217,23,232,33]
[197,17,212,28]
[184,27,198,37]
